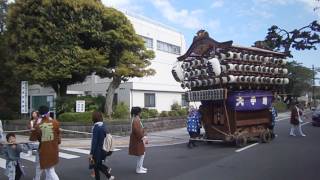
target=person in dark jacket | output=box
[290,102,306,137]
[89,112,114,180]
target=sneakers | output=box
[136,168,147,174]
[290,133,296,137]
[90,170,95,178]
[108,176,115,180]
[301,134,306,137]
[141,167,147,171]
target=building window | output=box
[157,40,181,55]
[144,93,156,107]
[140,35,153,49]
[181,94,188,107]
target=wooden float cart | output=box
[172,30,288,147]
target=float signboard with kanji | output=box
[227,90,273,111]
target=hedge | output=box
[58,112,92,122]
[141,108,158,119]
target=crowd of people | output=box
[0,100,311,179]
[0,105,149,180]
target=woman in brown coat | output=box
[30,105,60,180]
[290,102,306,136]
[129,107,148,174]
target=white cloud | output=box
[151,0,204,29]
[101,0,130,7]
[253,0,320,18]
[211,0,224,8]
[101,0,143,13]
[298,0,320,17]
[237,6,273,19]
[208,20,221,31]
[253,0,292,5]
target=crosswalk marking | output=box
[20,152,36,162]
[60,147,122,155]
[59,152,80,159]
[0,158,5,169]
[60,148,90,155]
[0,148,122,170]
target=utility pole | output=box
[313,64,315,106]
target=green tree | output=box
[6,0,108,97]
[0,35,20,119]
[95,8,155,118]
[286,61,315,99]
[255,21,320,57]
[0,0,8,33]
[0,0,20,119]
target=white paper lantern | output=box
[172,62,184,82]
[208,58,221,76]
[283,78,289,84]
[227,51,234,59]
[228,75,236,83]
[243,54,250,61]
[282,68,288,74]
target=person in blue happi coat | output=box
[269,104,278,138]
[186,106,202,148]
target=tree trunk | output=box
[51,82,68,97]
[105,76,122,119]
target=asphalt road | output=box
[1,114,319,180]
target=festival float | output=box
[172,30,289,147]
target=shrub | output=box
[112,102,129,119]
[148,109,158,118]
[55,95,106,116]
[168,110,179,117]
[177,108,188,116]
[273,101,287,112]
[58,112,92,122]
[171,102,181,111]
[140,108,158,119]
[55,96,77,115]
[140,108,149,119]
[159,111,169,117]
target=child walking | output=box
[1,133,35,180]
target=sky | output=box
[101,0,320,71]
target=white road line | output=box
[60,147,121,155]
[0,158,5,169]
[235,143,259,153]
[20,152,36,162]
[276,117,289,122]
[301,122,311,126]
[60,148,90,155]
[59,152,80,159]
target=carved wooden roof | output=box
[178,31,285,61]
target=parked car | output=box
[312,110,320,127]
